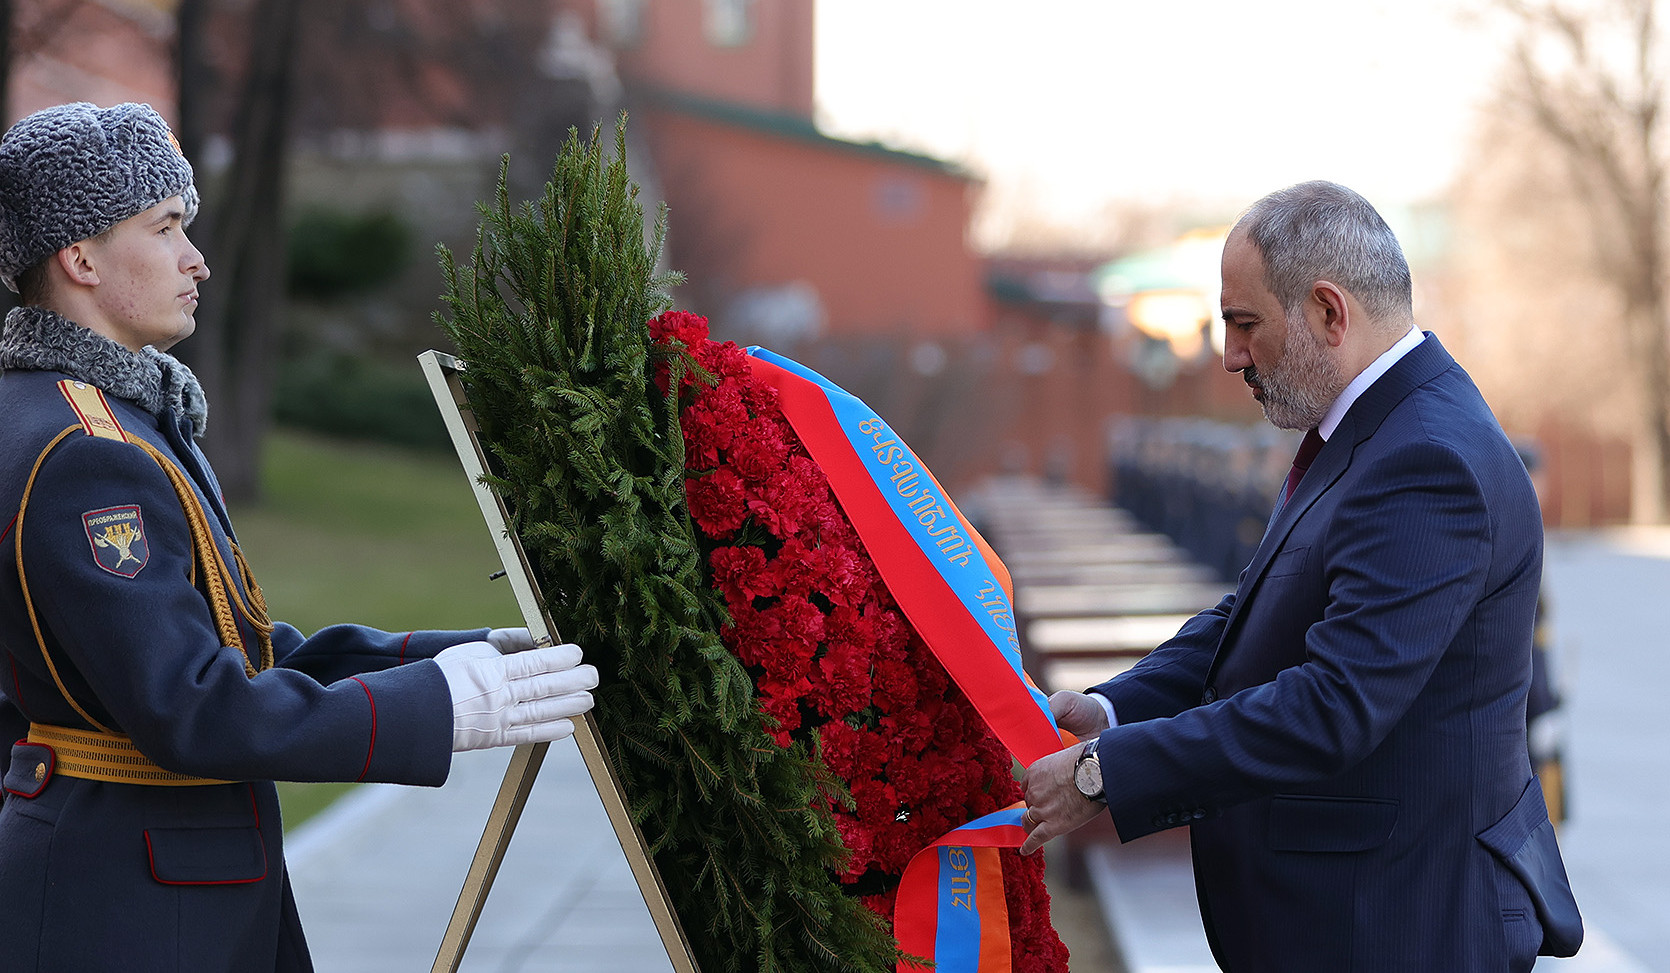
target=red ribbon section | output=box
[745,349,1070,973]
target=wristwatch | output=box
[1073,736,1106,804]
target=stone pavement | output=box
[285,520,1670,972]
[287,741,675,972]
[1535,529,1670,971]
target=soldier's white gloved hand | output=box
[434,641,598,752]
[485,627,534,654]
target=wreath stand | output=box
[419,350,699,973]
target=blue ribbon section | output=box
[935,844,982,969]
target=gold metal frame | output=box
[419,350,699,973]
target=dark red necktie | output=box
[1282,428,1325,505]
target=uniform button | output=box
[1201,687,1218,705]
[1193,809,1207,820]
[33,762,46,782]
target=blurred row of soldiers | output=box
[1108,416,1568,823]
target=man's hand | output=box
[1050,690,1110,738]
[1019,740,1107,856]
[485,627,535,654]
[436,640,598,752]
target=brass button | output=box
[33,762,46,782]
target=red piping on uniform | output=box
[0,512,15,544]
[351,676,377,781]
[399,632,414,664]
[7,655,31,719]
[4,740,53,799]
[144,829,268,886]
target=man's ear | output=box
[1311,280,1350,348]
[55,242,100,287]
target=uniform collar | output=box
[0,305,208,438]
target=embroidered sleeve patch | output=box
[84,506,149,578]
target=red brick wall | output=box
[1529,421,1633,527]
[9,2,177,124]
[643,106,987,336]
[616,0,815,118]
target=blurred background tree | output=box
[166,0,602,501]
[175,0,302,503]
[1453,0,1670,521]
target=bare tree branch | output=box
[1490,0,1670,519]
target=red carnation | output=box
[648,309,711,348]
[708,545,775,602]
[818,720,861,780]
[685,467,748,538]
[813,638,872,717]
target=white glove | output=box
[485,627,535,654]
[435,640,598,752]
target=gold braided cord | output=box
[127,436,274,675]
[231,543,276,670]
[15,426,114,733]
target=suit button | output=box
[1193,809,1207,820]
[1152,816,1165,828]
[1201,687,1218,705]
[33,762,46,783]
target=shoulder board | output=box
[57,380,130,442]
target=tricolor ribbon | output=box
[893,807,1031,973]
[745,348,1071,972]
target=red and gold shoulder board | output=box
[57,380,129,442]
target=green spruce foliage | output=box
[435,120,897,973]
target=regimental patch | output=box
[84,506,149,578]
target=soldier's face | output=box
[83,196,210,353]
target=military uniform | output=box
[0,308,468,971]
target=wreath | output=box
[439,122,1067,973]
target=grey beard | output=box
[1253,321,1343,431]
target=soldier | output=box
[0,102,596,971]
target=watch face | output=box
[1075,754,1102,799]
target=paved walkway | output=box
[286,523,1670,972]
[287,741,674,972]
[1536,529,1670,971]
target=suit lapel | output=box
[1207,334,1457,676]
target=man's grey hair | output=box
[1234,181,1412,325]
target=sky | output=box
[814,0,1514,244]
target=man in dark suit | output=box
[1020,181,1582,972]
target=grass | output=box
[230,429,520,830]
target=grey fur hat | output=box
[0,102,200,292]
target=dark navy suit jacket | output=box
[1092,335,1582,972]
[0,367,470,971]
